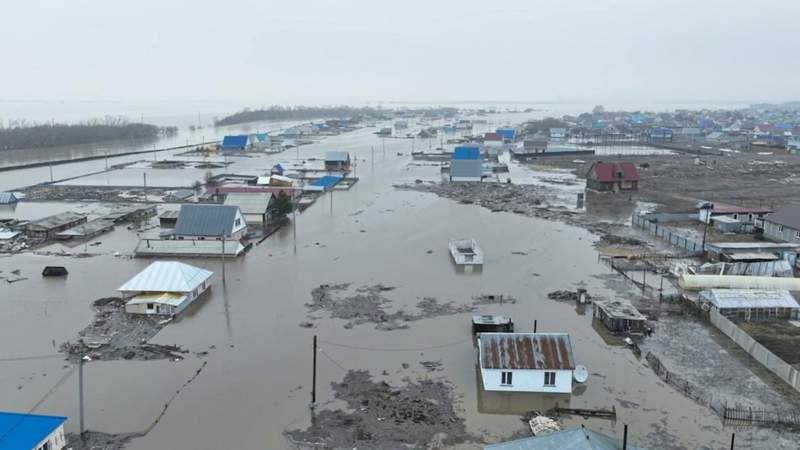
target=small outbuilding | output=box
[592,300,647,334]
[0,411,67,450]
[159,210,180,227]
[586,162,639,192]
[165,189,195,202]
[450,146,483,182]
[324,151,351,171]
[699,289,800,321]
[472,315,514,335]
[0,192,18,204]
[478,332,576,393]
[118,261,213,316]
[25,212,87,239]
[220,135,249,151]
[42,266,69,277]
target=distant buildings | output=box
[449,146,483,182]
[477,332,576,393]
[0,411,67,450]
[174,204,247,240]
[762,203,800,242]
[220,135,249,152]
[118,261,213,316]
[585,162,639,192]
[324,151,351,171]
[549,127,567,139]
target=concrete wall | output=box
[481,368,572,393]
[710,309,800,393]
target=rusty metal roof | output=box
[479,333,575,370]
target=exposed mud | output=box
[20,184,171,203]
[547,289,591,303]
[285,370,475,449]
[305,284,475,330]
[472,294,517,305]
[60,297,187,361]
[66,431,144,450]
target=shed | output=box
[0,411,67,450]
[42,266,68,277]
[220,135,248,151]
[0,192,18,204]
[174,204,247,240]
[159,210,180,227]
[324,151,351,171]
[484,426,648,450]
[450,146,483,182]
[472,315,514,335]
[712,215,746,233]
[478,333,575,393]
[165,189,195,202]
[118,261,213,316]
[762,203,800,242]
[586,162,639,192]
[699,289,800,321]
[25,212,87,239]
[496,128,516,141]
[592,300,647,334]
[135,238,246,258]
[223,192,274,225]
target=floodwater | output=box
[0,117,776,450]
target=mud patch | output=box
[285,370,474,449]
[60,297,187,361]
[305,284,475,330]
[66,431,143,450]
[547,290,591,303]
[472,294,517,305]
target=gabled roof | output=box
[484,427,648,450]
[118,261,212,293]
[711,206,772,215]
[175,204,242,236]
[496,128,516,139]
[484,132,503,141]
[0,411,67,450]
[765,203,800,230]
[224,192,273,215]
[220,135,248,149]
[589,162,639,182]
[325,151,350,162]
[701,289,799,310]
[479,333,575,370]
[0,192,17,204]
[453,146,481,160]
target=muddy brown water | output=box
[0,123,786,449]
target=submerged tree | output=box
[271,191,294,216]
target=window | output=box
[779,225,784,233]
[795,231,800,240]
[501,371,513,385]
[235,218,241,227]
[147,303,154,310]
[544,371,556,386]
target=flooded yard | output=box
[1,121,797,449]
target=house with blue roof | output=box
[450,146,483,182]
[0,411,67,450]
[496,128,516,141]
[220,135,249,152]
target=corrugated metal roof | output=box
[220,135,248,149]
[0,192,18,204]
[700,289,800,309]
[484,427,647,450]
[0,411,67,450]
[325,151,350,162]
[135,239,245,257]
[27,211,87,230]
[589,162,639,182]
[224,192,273,215]
[765,203,800,230]
[496,128,516,139]
[479,333,575,370]
[594,300,647,321]
[454,146,481,160]
[310,176,342,189]
[175,204,241,236]
[118,261,212,293]
[450,159,483,179]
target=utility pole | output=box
[292,188,297,254]
[49,163,54,183]
[78,344,85,440]
[382,137,385,158]
[371,145,375,168]
[311,335,317,408]
[221,228,226,285]
[143,173,148,202]
[105,153,108,170]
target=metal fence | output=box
[710,309,800,393]
[631,214,704,255]
[645,352,724,415]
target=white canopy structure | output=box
[679,274,800,291]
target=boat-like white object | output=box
[449,238,484,265]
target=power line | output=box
[319,337,471,352]
[319,349,347,373]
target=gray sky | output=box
[4,0,799,104]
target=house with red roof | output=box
[586,161,639,192]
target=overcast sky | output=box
[3,0,799,105]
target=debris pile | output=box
[473,294,517,305]
[305,284,475,330]
[285,370,473,449]
[60,297,186,361]
[66,431,143,450]
[547,290,591,303]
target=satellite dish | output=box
[573,365,589,384]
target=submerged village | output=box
[4,104,800,450]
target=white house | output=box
[118,261,213,316]
[174,204,247,240]
[478,333,576,393]
[0,411,67,450]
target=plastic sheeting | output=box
[679,274,800,291]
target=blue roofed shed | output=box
[484,427,648,450]
[0,411,67,450]
[453,146,481,160]
[496,128,516,140]
[308,176,342,191]
[220,135,249,150]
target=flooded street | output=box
[2,119,782,449]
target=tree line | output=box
[214,106,459,126]
[0,116,177,151]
